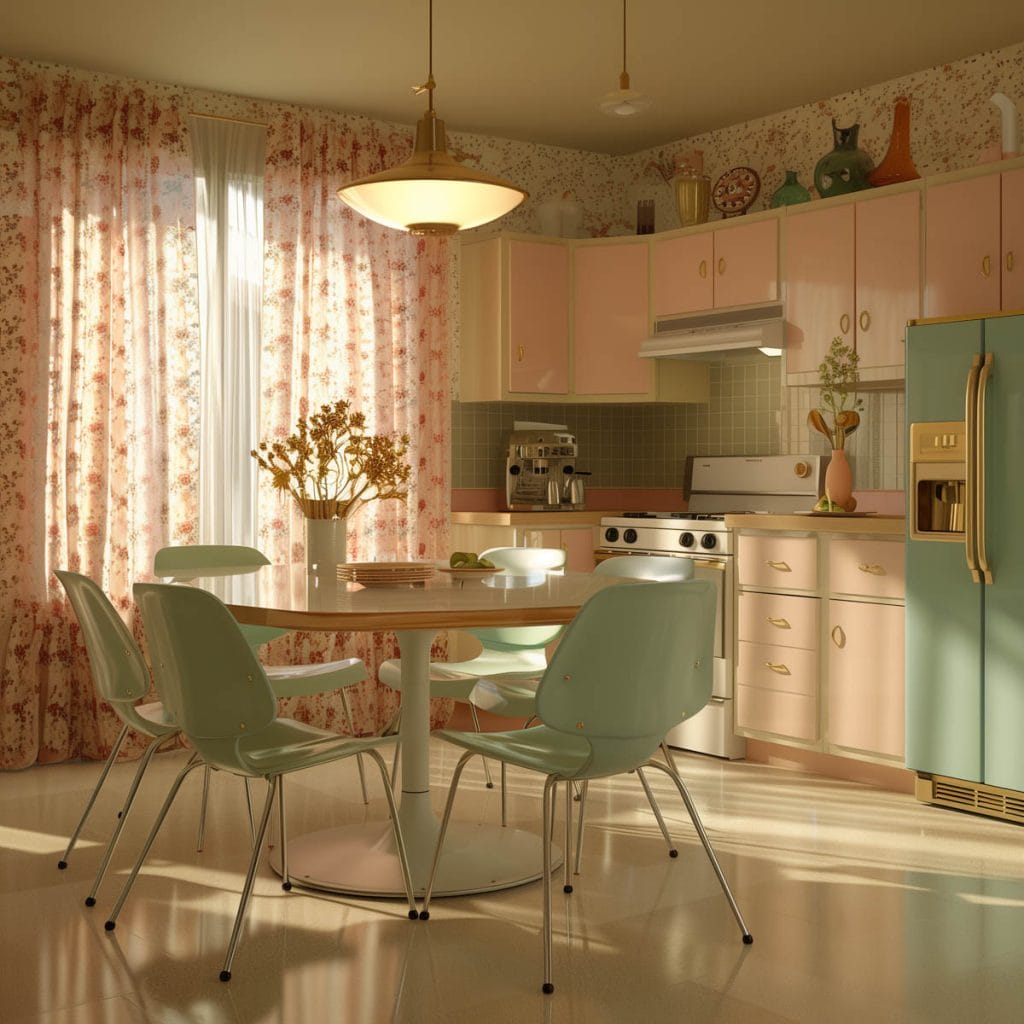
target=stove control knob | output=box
[700,533,717,550]
[679,532,695,549]
[793,460,812,478]
[623,529,638,544]
[604,527,620,542]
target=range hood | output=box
[639,302,784,359]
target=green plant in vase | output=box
[808,337,863,512]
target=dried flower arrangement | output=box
[251,400,411,520]
[807,337,864,451]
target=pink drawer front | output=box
[736,684,818,741]
[736,641,817,695]
[738,534,817,590]
[829,538,905,600]
[738,592,819,649]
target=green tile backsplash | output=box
[452,353,904,493]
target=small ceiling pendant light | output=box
[598,0,652,117]
[337,0,526,235]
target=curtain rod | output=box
[188,111,268,128]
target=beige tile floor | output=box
[2,743,1023,1024]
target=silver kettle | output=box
[567,471,590,507]
[546,478,561,506]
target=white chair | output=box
[154,544,371,810]
[107,583,418,982]
[420,579,752,993]
[379,546,566,805]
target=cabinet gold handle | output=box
[764,661,791,675]
[698,259,707,279]
[831,625,846,649]
[767,616,791,629]
[982,255,992,277]
[1007,251,1016,272]
[840,313,851,335]
[717,257,726,276]
[858,310,870,332]
[858,563,886,575]
[766,560,792,572]
[516,344,525,363]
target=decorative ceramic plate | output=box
[711,166,761,216]
[436,566,505,582]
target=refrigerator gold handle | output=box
[965,355,982,584]
[976,353,994,584]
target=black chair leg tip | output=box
[669,849,679,858]
[57,860,67,870]
[743,933,754,945]
[418,909,430,920]
[281,881,292,891]
[84,896,96,907]
[542,982,554,994]
[485,782,494,789]
[219,970,231,982]
[563,884,573,894]
[104,921,116,931]
[408,909,419,920]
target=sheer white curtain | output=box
[189,115,266,548]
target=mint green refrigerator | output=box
[906,312,1024,818]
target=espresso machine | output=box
[506,424,587,511]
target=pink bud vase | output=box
[824,450,853,510]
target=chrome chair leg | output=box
[84,732,174,907]
[277,777,291,891]
[563,780,573,894]
[659,740,680,774]
[243,779,256,843]
[58,723,130,870]
[339,689,369,804]
[362,749,418,919]
[219,778,278,982]
[468,704,494,789]
[500,762,508,827]
[572,780,589,876]
[541,775,557,994]
[195,766,212,852]
[421,751,475,919]
[387,708,403,788]
[644,759,753,944]
[636,766,678,857]
[105,757,205,931]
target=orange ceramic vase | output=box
[869,96,920,187]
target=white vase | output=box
[304,517,347,573]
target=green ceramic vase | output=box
[769,170,812,208]
[814,120,875,197]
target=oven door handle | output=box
[690,558,726,571]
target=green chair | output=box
[53,571,181,907]
[154,544,370,808]
[106,582,418,982]
[379,545,566,802]
[421,579,752,994]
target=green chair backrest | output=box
[133,583,277,770]
[594,555,694,582]
[535,580,715,776]
[153,545,270,581]
[54,570,173,737]
[470,547,567,652]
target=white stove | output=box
[595,455,829,760]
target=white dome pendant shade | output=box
[337,1,526,236]
[598,0,651,118]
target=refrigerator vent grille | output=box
[929,778,1024,824]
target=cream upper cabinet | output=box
[923,167,1024,317]
[651,218,778,317]
[783,190,920,381]
[573,241,651,395]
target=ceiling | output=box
[5,1,1024,155]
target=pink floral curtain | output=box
[0,58,452,768]
[0,59,200,768]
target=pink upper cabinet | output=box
[712,219,779,310]
[573,243,651,396]
[1001,167,1024,312]
[652,233,714,316]
[925,175,1001,318]
[508,240,570,394]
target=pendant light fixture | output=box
[598,0,652,117]
[337,0,526,235]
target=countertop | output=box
[726,513,906,536]
[452,511,612,526]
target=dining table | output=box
[191,562,638,899]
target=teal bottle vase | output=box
[814,120,875,198]
[769,170,812,208]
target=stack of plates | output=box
[336,561,436,587]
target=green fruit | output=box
[449,551,469,567]
[478,558,494,569]
[815,497,843,513]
